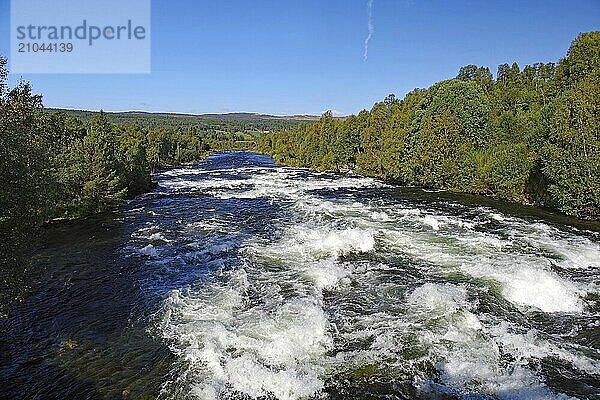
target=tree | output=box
[334,114,361,170]
[541,72,599,217]
[384,93,398,106]
[357,103,389,177]
[457,64,478,80]
[555,31,600,88]
[412,79,491,148]
[409,110,460,188]
[117,125,153,196]
[70,113,127,215]
[0,58,49,229]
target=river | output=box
[1,151,599,400]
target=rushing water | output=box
[1,151,599,400]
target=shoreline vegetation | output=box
[0,60,302,238]
[0,32,598,243]
[258,32,599,221]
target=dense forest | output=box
[0,80,189,234]
[0,62,303,236]
[259,32,599,220]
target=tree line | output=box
[49,109,304,135]
[258,32,599,220]
[0,59,310,237]
[0,58,213,234]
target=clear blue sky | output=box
[1,0,598,115]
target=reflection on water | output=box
[1,151,599,399]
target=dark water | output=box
[1,151,599,400]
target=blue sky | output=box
[1,0,598,115]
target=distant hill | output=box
[45,108,321,122]
[168,111,321,121]
[43,108,324,134]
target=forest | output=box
[0,64,302,236]
[258,32,599,220]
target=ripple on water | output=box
[145,152,600,400]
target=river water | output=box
[1,151,599,400]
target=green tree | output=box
[413,79,491,148]
[0,59,49,229]
[409,110,460,188]
[541,73,599,217]
[555,31,600,88]
[117,124,154,196]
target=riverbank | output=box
[254,149,600,230]
[257,32,600,222]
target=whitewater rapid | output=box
[127,152,599,400]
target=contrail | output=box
[363,0,374,61]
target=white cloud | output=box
[363,0,374,61]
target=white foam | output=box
[158,166,385,201]
[256,226,375,262]
[489,322,600,377]
[497,268,584,313]
[151,158,598,399]
[422,215,440,231]
[408,284,574,400]
[140,244,158,257]
[160,271,332,400]
[408,283,471,316]
[147,232,170,242]
[381,225,588,313]
[301,260,351,292]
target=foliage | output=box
[0,57,251,230]
[259,32,600,219]
[541,72,599,217]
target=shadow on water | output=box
[0,215,174,399]
[382,187,600,233]
[0,152,282,399]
